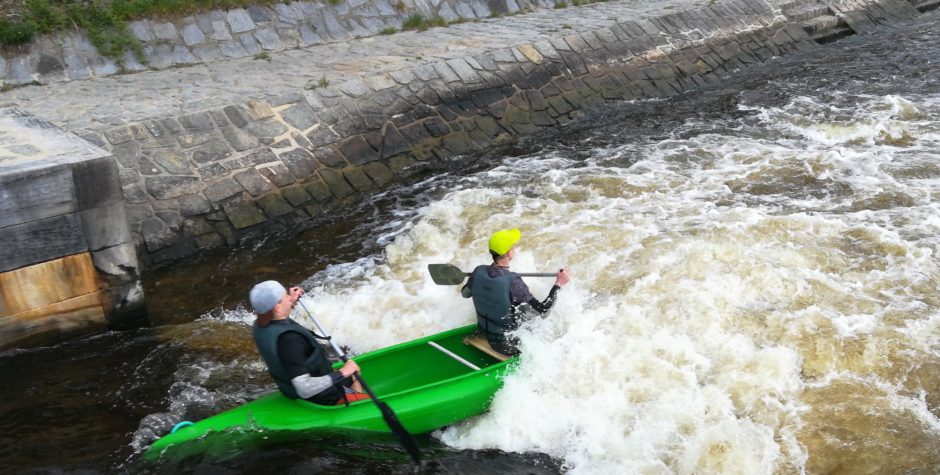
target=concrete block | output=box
[79,201,133,251]
[0,214,87,273]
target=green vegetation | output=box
[401,14,447,32]
[253,52,271,61]
[306,75,329,90]
[0,0,344,64]
[554,1,568,8]
[380,26,398,35]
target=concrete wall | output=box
[0,107,145,350]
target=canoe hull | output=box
[144,324,514,461]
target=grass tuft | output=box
[402,14,447,32]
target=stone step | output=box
[813,25,855,43]
[783,2,832,21]
[911,0,940,12]
[803,14,847,34]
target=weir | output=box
[0,0,934,350]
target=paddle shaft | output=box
[467,272,557,278]
[295,298,422,464]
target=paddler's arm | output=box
[461,272,475,298]
[515,268,569,316]
[278,332,347,399]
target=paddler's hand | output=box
[555,268,570,287]
[339,360,361,378]
[288,286,304,306]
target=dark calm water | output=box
[2,9,939,474]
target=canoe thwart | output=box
[462,334,510,362]
[428,341,481,371]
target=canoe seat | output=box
[462,333,510,361]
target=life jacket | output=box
[470,265,519,342]
[252,318,341,403]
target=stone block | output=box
[221,126,257,151]
[181,23,206,45]
[178,131,216,149]
[228,9,256,33]
[279,148,320,179]
[363,162,393,187]
[246,118,288,140]
[432,62,461,83]
[338,136,380,165]
[442,132,476,155]
[307,125,341,147]
[141,218,176,252]
[179,194,211,216]
[281,102,319,132]
[380,126,412,158]
[305,179,333,202]
[223,202,267,229]
[388,155,420,176]
[193,45,222,62]
[145,176,201,200]
[171,46,199,66]
[446,58,483,83]
[153,22,179,41]
[344,168,373,192]
[259,163,296,187]
[501,105,530,125]
[247,4,271,21]
[198,163,227,180]
[179,112,216,131]
[146,149,191,175]
[257,194,294,217]
[105,127,134,145]
[156,210,183,230]
[318,168,354,198]
[424,117,450,137]
[204,179,244,203]
[313,146,347,168]
[190,140,233,164]
[233,169,272,197]
[256,28,284,50]
[282,185,312,206]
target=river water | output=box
[2,10,939,475]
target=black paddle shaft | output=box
[296,299,422,464]
[427,263,558,285]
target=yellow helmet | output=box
[488,228,521,256]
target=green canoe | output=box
[144,324,516,461]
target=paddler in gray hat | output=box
[249,281,369,405]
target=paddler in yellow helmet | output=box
[461,228,570,356]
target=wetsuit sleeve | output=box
[461,272,474,298]
[278,332,344,399]
[525,285,561,315]
[509,276,535,304]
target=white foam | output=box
[161,91,940,471]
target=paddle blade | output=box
[377,401,422,463]
[427,264,469,285]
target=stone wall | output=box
[58,0,931,267]
[0,0,560,87]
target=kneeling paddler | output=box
[461,228,570,356]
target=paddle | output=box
[428,263,557,285]
[295,298,422,464]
